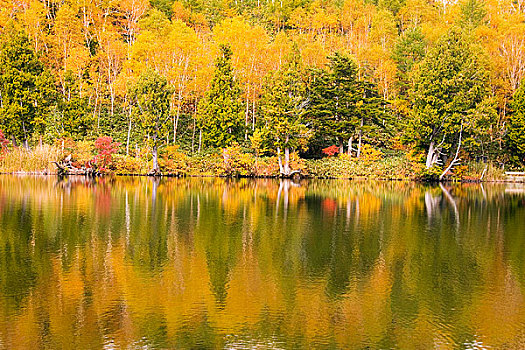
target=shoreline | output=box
[1,171,523,183]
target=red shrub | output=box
[94,136,121,172]
[322,145,339,157]
[0,130,10,154]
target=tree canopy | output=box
[0,0,524,170]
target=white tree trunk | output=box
[439,126,463,180]
[198,129,202,153]
[277,147,284,175]
[152,133,159,173]
[284,147,290,175]
[357,118,363,157]
[173,101,181,144]
[126,113,132,155]
[426,140,438,168]
[357,132,362,157]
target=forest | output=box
[0,0,524,179]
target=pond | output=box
[0,176,524,349]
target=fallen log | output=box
[52,157,100,176]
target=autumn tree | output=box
[197,44,243,149]
[213,17,271,135]
[458,0,487,29]
[130,69,173,173]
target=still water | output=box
[0,176,524,349]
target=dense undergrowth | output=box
[0,138,508,181]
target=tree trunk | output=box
[191,115,196,154]
[126,107,132,155]
[357,131,362,158]
[198,129,202,153]
[439,125,463,180]
[338,137,344,154]
[110,89,114,117]
[191,97,198,154]
[357,118,364,157]
[173,97,181,144]
[347,137,353,156]
[426,140,436,168]
[252,98,256,130]
[152,144,159,172]
[245,95,249,141]
[277,147,284,175]
[152,133,159,173]
[284,147,290,176]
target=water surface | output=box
[0,176,524,349]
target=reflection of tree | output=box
[0,204,37,311]
[202,198,242,308]
[276,179,301,216]
[439,183,460,228]
[0,176,524,349]
[424,187,441,220]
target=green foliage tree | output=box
[308,52,387,157]
[308,53,361,154]
[130,69,173,173]
[197,44,243,149]
[507,81,525,164]
[260,56,310,176]
[0,27,54,147]
[54,71,92,139]
[410,28,489,168]
[392,27,426,95]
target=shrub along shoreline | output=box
[0,141,510,182]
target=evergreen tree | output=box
[0,27,54,147]
[130,69,173,173]
[410,28,489,168]
[55,71,92,139]
[197,44,243,149]
[260,55,310,176]
[308,52,387,156]
[392,27,426,95]
[507,81,525,164]
[308,53,361,153]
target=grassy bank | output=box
[0,143,510,182]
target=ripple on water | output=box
[0,177,524,349]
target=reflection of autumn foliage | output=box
[94,184,113,216]
[321,198,337,214]
[0,177,524,349]
[357,193,381,216]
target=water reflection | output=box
[0,176,524,349]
